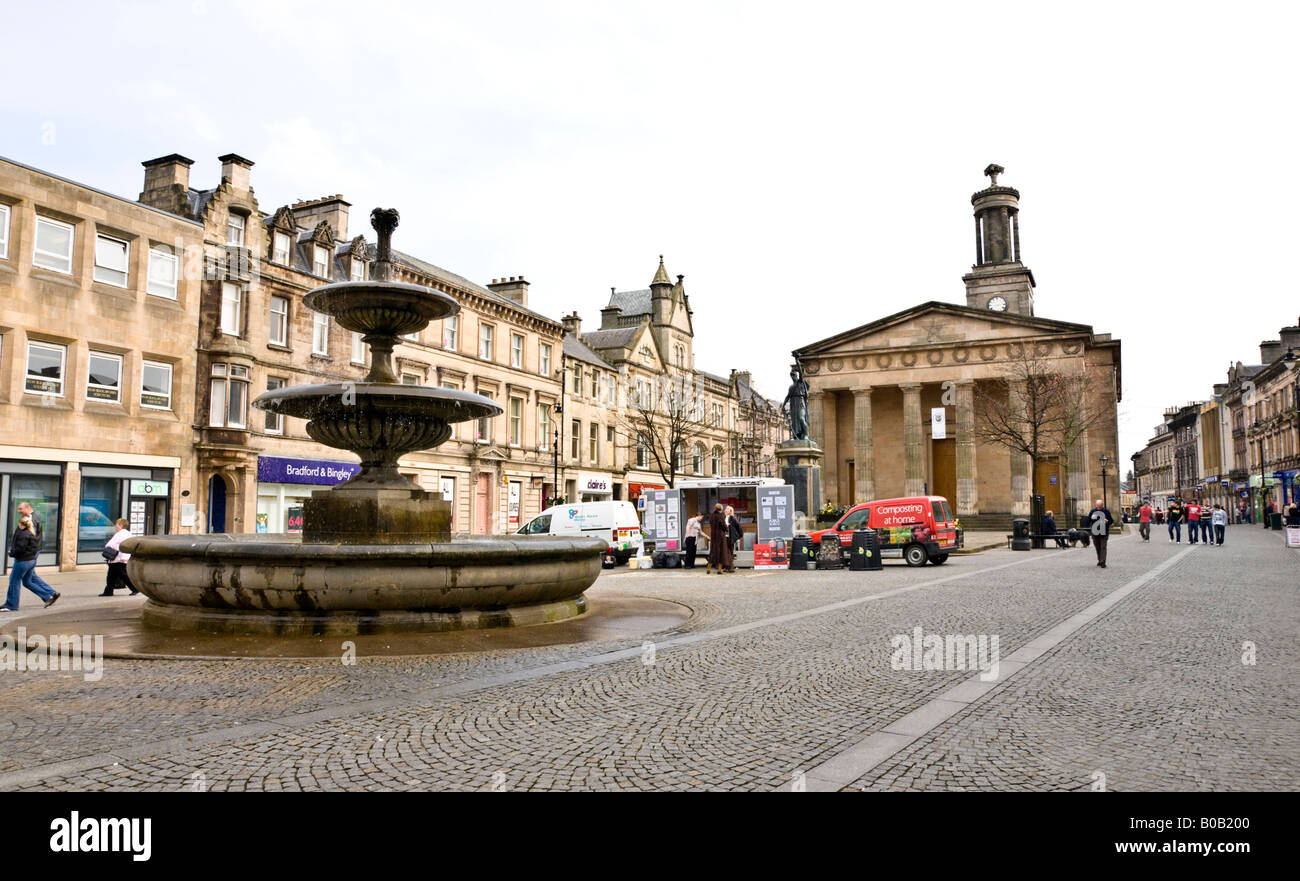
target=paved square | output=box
[1,526,1296,791]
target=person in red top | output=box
[1185,501,1202,544]
[1138,500,1152,542]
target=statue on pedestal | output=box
[781,363,810,441]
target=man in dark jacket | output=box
[1042,510,1066,548]
[1088,499,1115,568]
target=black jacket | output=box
[1042,515,1058,534]
[8,528,42,562]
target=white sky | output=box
[4,0,1298,472]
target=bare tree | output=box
[614,373,709,489]
[973,344,1111,509]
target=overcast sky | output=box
[4,1,1297,470]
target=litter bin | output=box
[789,535,813,571]
[849,529,882,571]
[817,535,843,569]
[1011,518,1031,551]
[1268,512,1283,530]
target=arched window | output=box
[711,446,723,477]
[672,442,683,473]
[636,432,649,469]
[692,443,704,474]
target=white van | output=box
[517,501,643,562]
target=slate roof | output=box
[391,248,557,324]
[563,334,613,369]
[582,326,644,352]
[608,288,652,316]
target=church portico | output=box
[794,167,1122,527]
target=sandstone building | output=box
[793,166,1123,524]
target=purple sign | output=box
[257,455,360,486]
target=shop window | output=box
[25,340,66,396]
[93,233,129,287]
[147,245,178,299]
[265,377,285,433]
[269,295,289,346]
[33,215,74,274]
[141,361,173,410]
[209,363,249,428]
[10,475,62,562]
[78,476,121,555]
[86,351,122,403]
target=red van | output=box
[808,496,959,566]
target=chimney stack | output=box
[218,153,254,192]
[487,276,530,306]
[291,194,350,241]
[1260,339,1283,365]
[139,154,194,215]
[600,304,623,329]
[561,311,582,337]
[1277,319,1300,354]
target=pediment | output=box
[796,301,1092,357]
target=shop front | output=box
[578,472,613,503]
[1,460,62,572]
[1249,473,1278,522]
[255,455,360,534]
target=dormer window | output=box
[272,232,291,265]
[226,213,245,247]
[314,245,330,278]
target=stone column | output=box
[852,386,874,503]
[1008,381,1030,516]
[900,382,924,496]
[974,215,983,265]
[59,462,81,571]
[1012,210,1021,262]
[955,379,978,515]
[808,389,825,450]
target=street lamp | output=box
[1100,453,1109,512]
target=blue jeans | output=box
[5,559,56,609]
[1188,521,1199,543]
[1200,520,1212,542]
[1168,521,1181,541]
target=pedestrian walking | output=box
[1185,500,1202,544]
[1155,506,1164,525]
[3,515,59,612]
[1088,499,1114,567]
[1212,504,1228,546]
[101,518,140,596]
[683,511,704,569]
[16,501,42,539]
[705,504,733,574]
[1138,500,1152,542]
[724,505,742,571]
[1199,506,1213,544]
[1166,500,1183,543]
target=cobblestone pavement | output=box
[1,525,1295,791]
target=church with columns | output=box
[792,166,1122,524]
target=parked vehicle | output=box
[808,496,958,566]
[517,501,644,562]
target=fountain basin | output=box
[122,532,606,636]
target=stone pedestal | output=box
[303,485,451,544]
[778,439,824,521]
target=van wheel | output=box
[930,554,949,565]
[904,544,928,567]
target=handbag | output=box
[101,546,118,562]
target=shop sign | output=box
[508,481,521,528]
[581,474,611,493]
[286,507,304,533]
[129,480,169,496]
[258,456,360,486]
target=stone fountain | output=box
[122,209,606,636]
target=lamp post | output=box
[1100,453,1109,512]
[1285,349,1298,509]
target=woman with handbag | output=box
[2,515,59,612]
[724,505,743,572]
[101,518,139,597]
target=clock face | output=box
[988,296,1008,312]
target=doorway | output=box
[207,474,227,533]
[1035,459,1062,514]
[932,438,956,505]
[475,472,491,534]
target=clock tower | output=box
[963,164,1036,317]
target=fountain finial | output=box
[371,208,400,281]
